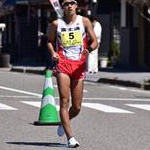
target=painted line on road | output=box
[21,101,60,111]
[109,85,150,94]
[1,85,150,102]
[21,101,134,114]
[0,103,17,110]
[126,104,150,111]
[82,103,134,113]
[0,95,39,98]
[82,97,150,101]
[0,86,42,97]
[83,89,88,93]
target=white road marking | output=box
[21,101,60,111]
[84,81,96,85]
[83,89,88,93]
[82,98,150,101]
[0,103,17,110]
[0,95,38,98]
[0,85,90,100]
[109,86,127,91]
[109,85,150,94]
[82,103,134,113]
[130,89,150,94]
[117,87,127,90]
[0,85,150,102]
[21,101,41,107]
[126,104,150,111]
[0,86,150,101]
[22,101,133,113]
[15,101,150,113]
[0,86,42,97]
[1,85,150,113]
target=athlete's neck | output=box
[64,14,77,25]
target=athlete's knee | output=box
[60,99,69,109]
[72,105,81,114]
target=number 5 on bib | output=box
[61,31,83,47]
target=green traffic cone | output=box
[34,70,60,126]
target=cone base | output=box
[34,121,61,126]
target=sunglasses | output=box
[62,1,77,7]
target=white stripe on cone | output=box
[41,95,55,108]
[44,78,53,90]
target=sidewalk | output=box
[5,65,150,90]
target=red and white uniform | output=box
[57,15,87,60]
[55,15,88,79]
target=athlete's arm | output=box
[47,20,60,61]
[83,17,98,51]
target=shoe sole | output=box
[68,143,79,148]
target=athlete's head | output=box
[61,0,78,15]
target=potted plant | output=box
[108,41,120,67]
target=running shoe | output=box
[67,137,80,148]
[57,125,65,136]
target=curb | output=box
[0,67,11,71]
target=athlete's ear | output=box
[74,3,77,9]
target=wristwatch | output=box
[88,46,94,53]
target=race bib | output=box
[61,31,83,47]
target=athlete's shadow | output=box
[6,141,66,148]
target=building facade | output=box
[97,0,150,69]
[1,0,150,69]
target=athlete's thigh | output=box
[70,79,84,106]
[57,73,70,100]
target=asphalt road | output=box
[1,71,150,150]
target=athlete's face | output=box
[62,0,77,15]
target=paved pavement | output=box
[1,65,150,90]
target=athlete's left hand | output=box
[81,48,89,56]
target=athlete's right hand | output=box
[52,52,60,61]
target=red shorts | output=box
[53,57,86,80]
